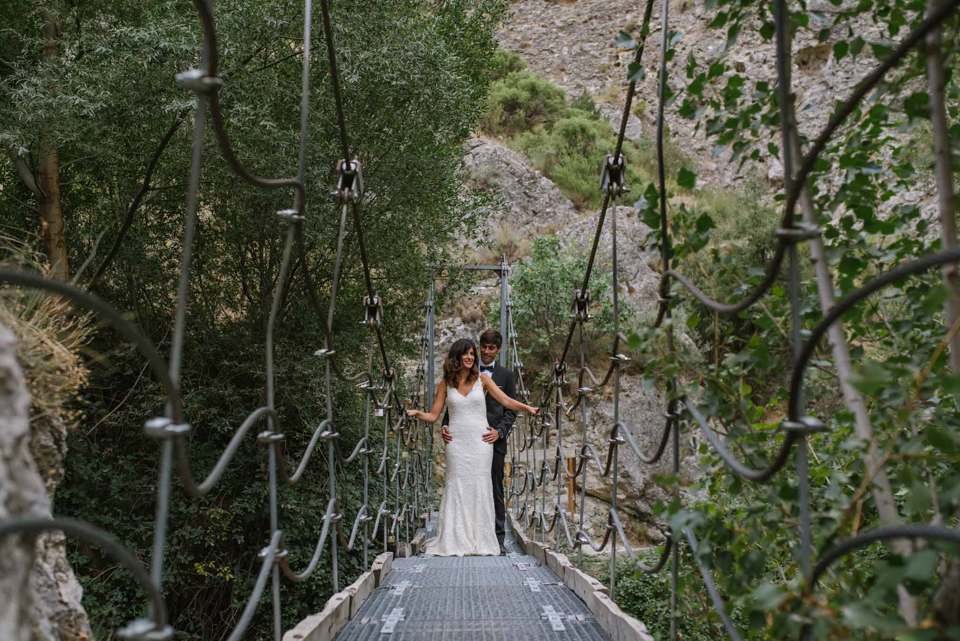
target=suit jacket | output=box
[442,362,517,455]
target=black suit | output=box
[442,362,517,548]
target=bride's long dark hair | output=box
[443,338,479,390]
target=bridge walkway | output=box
[334,518,611,641]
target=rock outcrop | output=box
[0,323,93,641]
[463,138,582,238]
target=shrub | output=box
[486,49,526,81]
[514,115,655,209]
[481,71,568,135]
[570,90,602,120]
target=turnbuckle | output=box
[363,295,383,328]
[600,153,628,197]
[333,159,364,202]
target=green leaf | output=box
[678,167,697,188]
[751,583,786,611]
[841,602,904,632]
[627,61,645,83]
[903,549,939,582]
[614,30,638,50]
[905,480,933,515]
[925,426,958,454]
[695,213,714,232]
[851,36,865,56]
[725,24,740,50]
[871,41,893,60]
[833,40,849,61]
[686,313,701,330]
[904,92,930,119]
[922,283,949,314]
[847,360,891,395]
[759,22,775,40]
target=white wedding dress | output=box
[425,376,500,556]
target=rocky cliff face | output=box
[497,0,892,191]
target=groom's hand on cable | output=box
[441,426,453,444]
[482,426,499,443]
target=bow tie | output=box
[480,365,494,372]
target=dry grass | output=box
[449,297,491,325]
[476,222,530,264]
[0,235,93,430]
[598,84,621,104]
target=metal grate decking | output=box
[335,521,611,641]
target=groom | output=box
[441,328,517,555]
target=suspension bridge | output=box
[2,0,960,638]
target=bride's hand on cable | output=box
[406,409,421,420]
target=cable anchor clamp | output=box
[600,153,628,197]
[362,295,383,328]
[174,68,222,93]
[573,289,592,322]
[553,361,567,379]
[144,417,191,439]
[259,545,289,564]
[276,208,305,223]
[333,159,364,202]
[781,416,827,434]
[774,222,822,243]
[256,431,286,445]
[117,619,175,641]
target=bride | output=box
[407,338,539,556]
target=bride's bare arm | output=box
[406,380,446,423]
[481,375,539,415]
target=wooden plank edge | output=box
[508,511,655,641]
[282,552,393,641]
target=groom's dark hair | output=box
[479,329,502,348]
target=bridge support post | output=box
[499,255,508,367]
[426,277,436,509]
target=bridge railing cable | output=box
[0,0,431,638]
[505,0,960,637]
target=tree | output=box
[2,0,507,636]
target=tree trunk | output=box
[38,11,68,280]
[924,0,960,627]
[788,120,920,625]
